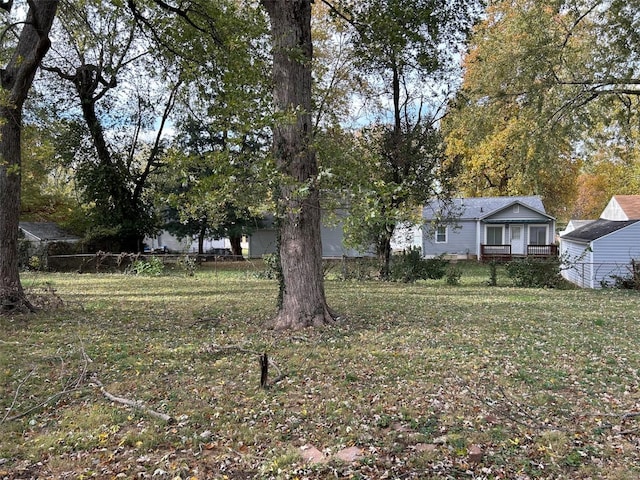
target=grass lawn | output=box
[1,261,640,479]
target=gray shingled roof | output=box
[19,222,80,242]
[423,196,548,221]
[561,219,640,242]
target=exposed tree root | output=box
[0,289,37,315]
[269,304,339,331]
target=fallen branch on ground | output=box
[91,376,174,423]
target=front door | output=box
[510,225,524,255]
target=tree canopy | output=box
[443,0,640,219]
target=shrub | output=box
[177,255,198,277]
[505,257,562,288]
[610,259,640,290]
[390,248,448,283]
[28,256,42,271]
[127,256,165,276]
[445,265,462,286]
[337,257,378,281]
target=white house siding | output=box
[600,197,628,220]
[145,231,230,253]
[391,224,422,252]
[423,220,477,258]
[561,240,593,288]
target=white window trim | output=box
[435,225,448,244]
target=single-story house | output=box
[421,196,557,260]
[560,195,640,288]
[18,222,81,266]
[19,221,81,249]
[247,214,374,259]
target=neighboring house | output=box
[560,195,640,288]
[19,222,81,251]
[600,195,640,220]
[144,230,232,254]
[247,214,375,259]
[421,196,557,260]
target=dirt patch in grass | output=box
[2,264,640,478]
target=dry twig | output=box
[0,368,35,425]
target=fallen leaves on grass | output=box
[2,266,640,478]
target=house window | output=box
[513,205,520,213]
[529,226,547,245]
[486,226,503,245]
[435,226,447,243]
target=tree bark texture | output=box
[262,0,335,329]
[0,1,59,312]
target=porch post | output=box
[476,220,481,259]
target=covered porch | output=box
[479,220,557,261]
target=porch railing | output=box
[480,244,558,261]
[526,244,559,257]
[480,244,511,261]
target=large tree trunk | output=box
[229,235,242,258]
[0,1,59,313]
[377,225,395,280]
[262,0,335,330]
[0,106,29,312]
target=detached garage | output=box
[560,219,640,288]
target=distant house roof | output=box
[19,222,80,242]
[612,195,640,219]
[423,196,549,221]
[567,220,596,230]
[561,219,640,243]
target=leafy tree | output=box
[443,0,640,219]
[20,123,79,223]
[155,3,271,257]
[157,142,267,256]
[41,0,181,252]
[325,0,479,278]
[311,2,365,130]
[0,0,58,312]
